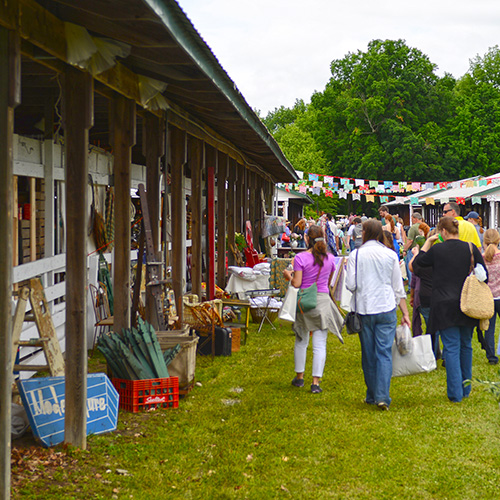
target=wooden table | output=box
[277,247,308,258]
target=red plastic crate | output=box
[112,377,179,413]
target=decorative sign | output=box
[17,373,119,447]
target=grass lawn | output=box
[12,309,500,499]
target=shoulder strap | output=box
[468,242,474,275]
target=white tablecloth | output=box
[226,274,270,300]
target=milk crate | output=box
[112,377,179,413]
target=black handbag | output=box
[344,250,362,334]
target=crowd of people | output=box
[281,203,499,409]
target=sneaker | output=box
[291,377,304,388]
[489,359,499,365]
[311,384,322,394]
[377,401,389,411]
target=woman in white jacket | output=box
[346,218,410,410]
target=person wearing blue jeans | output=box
[346,219,410,410]
[359,309,397,406]
[414,216,487,403]
[440,326,473,402]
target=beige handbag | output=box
[460,243,494,320]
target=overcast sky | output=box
[177,0,500,115]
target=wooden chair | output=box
[89,282,114,349]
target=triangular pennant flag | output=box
[369,180,378,189]
[339,190,347,199]
[425,197,435,205]
[465,180,474,188]
[325,189,333,198]
[312,187,321,195]
[352,193,361,201]
[456,197,465,205]
[308,173,319,181]
[355,178,365,187]
[313,181,323,188]
[471,196,482,205]
[412,182,421,191]
[365,195,375,203]
[479,179,487,187]
[384,181,392,189]
[439,182,448,189]
[380,196,389,203]
[298,185,307,194]
[410,197,419,205]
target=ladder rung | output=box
[146,262,163,266]
[14,364,50,372]
[17,339,49,347]
[24,314,36,322]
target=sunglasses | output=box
[443,209,452,214]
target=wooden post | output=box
[226,159,236,266]
[64,66,93,449]
[111,95,136,335]
[242,165,249,230]
[216,152,227,288]
[29,177,36,261]
[170,126,186,322]
[0,28,19,500]
[189,135,203,299]
[12,175,18,267]
[143,113,163,329]
[44,96,56,287]
[205,146,216,300]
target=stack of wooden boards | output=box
[97,318,180,380]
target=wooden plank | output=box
[111,94,136,336]
[217,152,227,288]
[206,145,216,300]
[13,175,18,266]
[29,279,65,376]
[170,125,186,323]
[189,135,203,299]
[63,66,93,449]
[11,287,29,373]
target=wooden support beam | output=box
[170,126,186,322]
[143,113,163,329]
[111,94,136,336]
[205,145,216,300]
[217,152,227,289]
[189,135,203,300]
[242,165,249,230]
[64,65,93,449]
[29,177,36,261]
[0,27,19,499]
[13,175,18,267]
[235,164,242,233]
[226,158,236,266]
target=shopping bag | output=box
[278,286,299,322]
[392,334,436,377]
[395,324,413,355]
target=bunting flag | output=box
[277,172,500,204]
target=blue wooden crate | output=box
[17,373,119,447]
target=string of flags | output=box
[277,172,500,205]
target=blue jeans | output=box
[420,306,441,359]
[440,326,473,402]
[405,252,413,289]
[478,299,500,363]
[359,309,397,406]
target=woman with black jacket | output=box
[414,217,488,403]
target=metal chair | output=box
[89,282,114,349]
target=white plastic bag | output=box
[278,286,299,322]
[392,334,437,377]
[395,324,413,356]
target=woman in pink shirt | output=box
[478,229,500,364]
[283,225,344,393]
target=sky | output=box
[177,0,500,115]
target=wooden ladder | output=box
[12,278,65,378]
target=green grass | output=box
[12,311,500,500]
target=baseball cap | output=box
[464,211,479,220]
